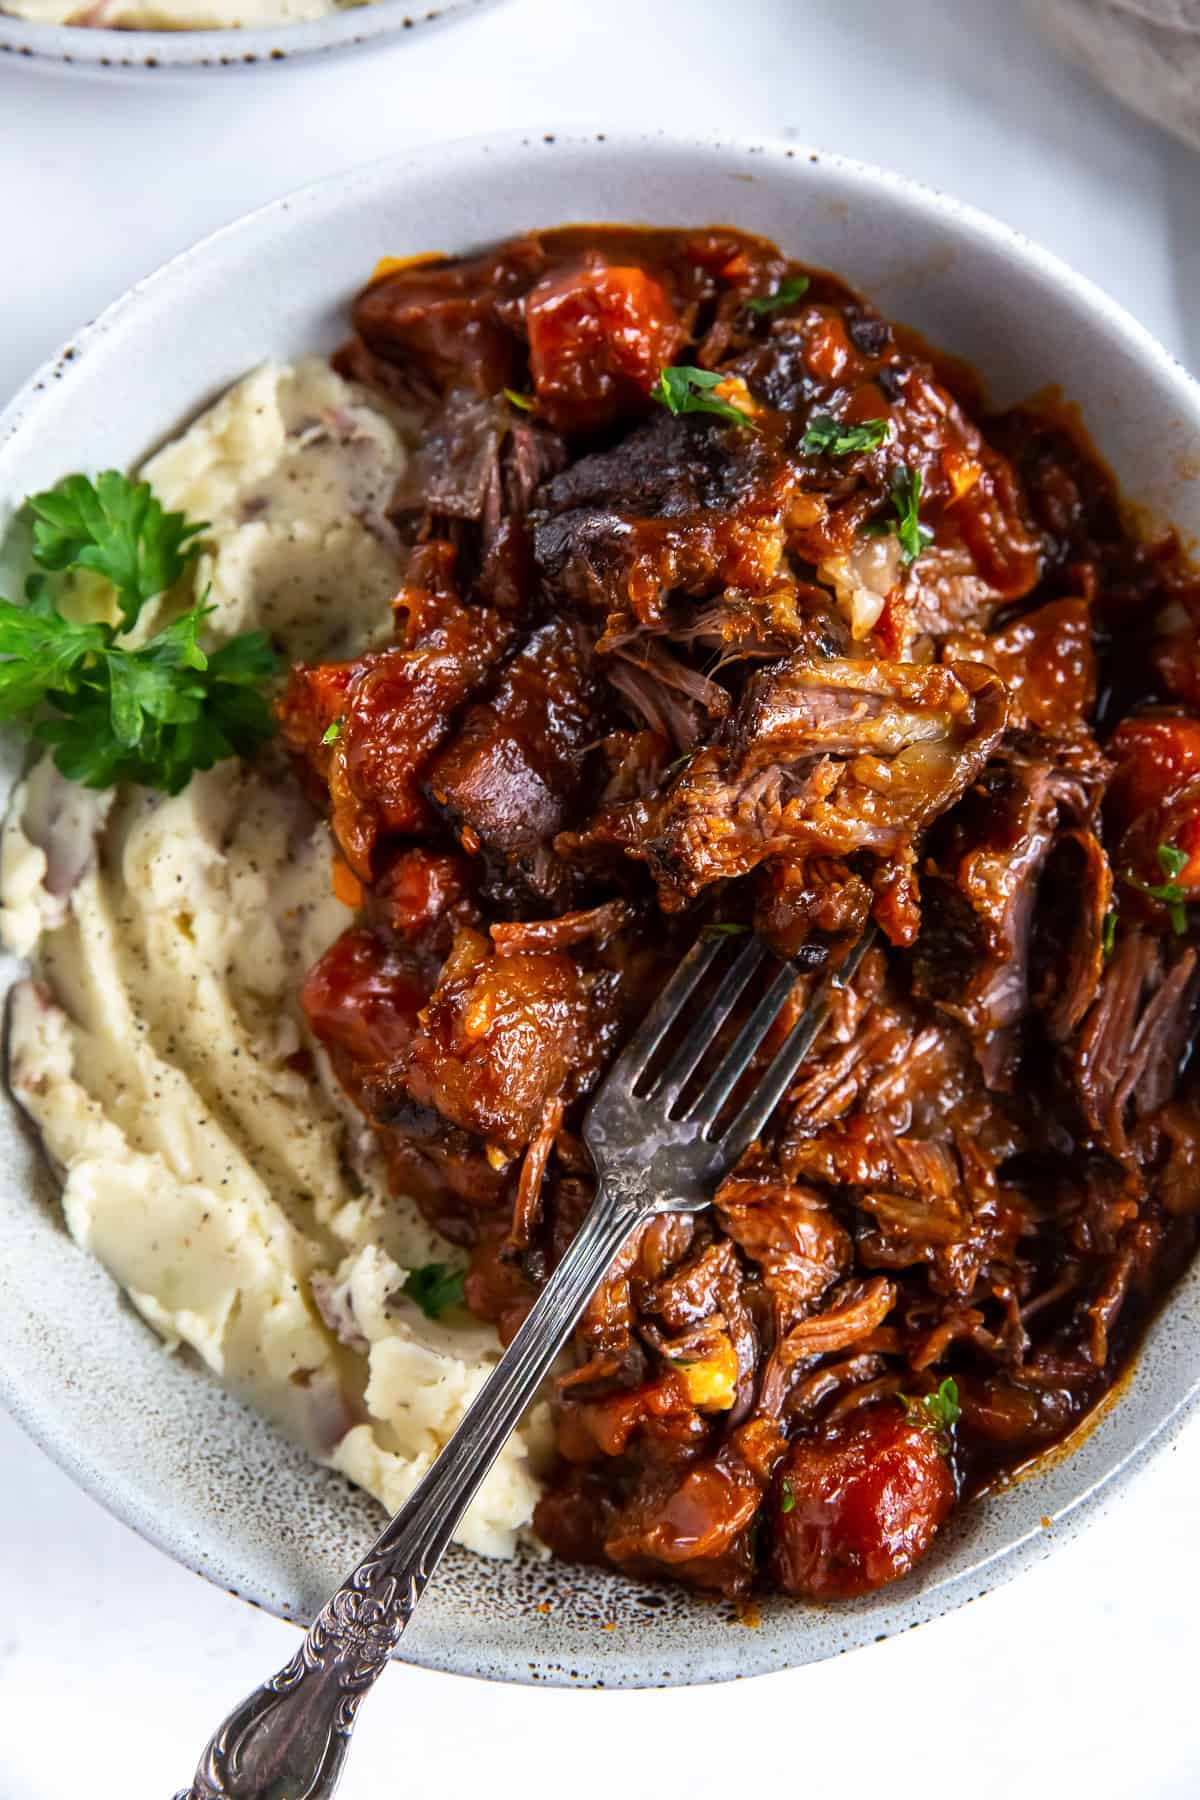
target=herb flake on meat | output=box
[864,463,933,565]
[1102,909,1118,960]
[901,1377,961,1453]
[802,415,891,456]
[745,275,811,316]
[1123,842,1192,935]
[650,365,759,430]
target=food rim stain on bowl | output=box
[0,131,1198,1688]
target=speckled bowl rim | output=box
[0,0,501,75]
[1,129,1199,1688]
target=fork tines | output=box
[609,927,871,1173]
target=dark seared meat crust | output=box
[286,226,1200,1604]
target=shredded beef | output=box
[634,654,1007,914]
[291,224,1200,1607]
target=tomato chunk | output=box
[276,661,353,767]
[1106,714,1200,834]
[770,1404,954,1598]
[1105,713,1200,890]
[526,262,684,432]
[300,926,426,1072]
[369,847,473,945]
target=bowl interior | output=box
[2,132,1199,1687]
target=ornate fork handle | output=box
[177,1185,641,1800]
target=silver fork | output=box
[177,927,870,1800]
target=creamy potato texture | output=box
[3,0,364,29]
[1,358,552,1559]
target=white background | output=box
[2,2,1199,1795]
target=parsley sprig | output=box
[0,471,278,795]
[802,415,891,457]
[864,464,933,566]
[651,366,759,430]
[745,275,811,317]
[28,472,208,633]
[401,1261,466,1320]
[1122,842,1192,935]
[901,1376,961,1455]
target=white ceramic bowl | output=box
[0,0,498,75]
[1,131,1199,1688]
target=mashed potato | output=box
[2,0,363,29]
[1,357,553,1559]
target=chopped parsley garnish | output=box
[651,366,759,430]
[0,472,277,795]
[1102,909,1118,961]
[503,387,536,413]
[745,275,811,317]
[321,718,343,746]
[1122,842,1192,936]
[802,415,891,457]
[901,1377,961,1454]
[779,1477,796,1514]
[864,464,933,566]
[703,921,751,938]
[401,1262,466,1320]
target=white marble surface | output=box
[1,2,1199,1794]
